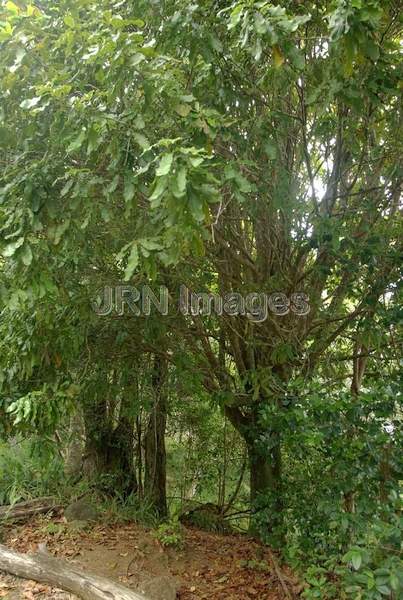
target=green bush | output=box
[0,437,65,505]
[257,380,402,599]
[153,520,185,549]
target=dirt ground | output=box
[0,515,302,600]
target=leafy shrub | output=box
[153,520,185,549]
[297,505,403,599]
[258,379,402,599]
[339,507,403,600]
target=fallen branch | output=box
[0,497,61,522]
[267,549,295,600]
[0,543,147,600]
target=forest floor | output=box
[0,514,302,600]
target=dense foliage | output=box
[0,1,402,598]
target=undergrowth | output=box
[0,438,66,505]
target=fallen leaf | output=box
[0,583,12,590]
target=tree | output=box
[0,0,401,543]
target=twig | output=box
[267,549,295,600]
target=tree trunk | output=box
[64,409,85,480]
[247,434,283,540]
[106,418,138,497]
[0,543,147,600]
[249,445,277,503]
[83,396,137,497]
[82,396,109,478]
[225,403,283,542]
[144,356,168,518]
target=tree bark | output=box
[82,396,109,479]
[144,356,168,518]
[64,409,85,480]
[0,543,147,600]
[249,444,280,503]
[83,395,137,497]
[247,434,283,539]
[225,404,283,540]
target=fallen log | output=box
[0,543,147,600]
[0,497,61,521]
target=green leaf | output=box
[156,153,174,176]
[390,574,399,591]
[133,132,150,150]
[6,1,19,15]
[60,179,74,197]
[124,244,139,281]
[224,165,236,180]
[228,5,243,30]
[19,97,41,109]
[175,104,191,117]
[130,52,146,66]
[189,194,205,222]
[64,14,75,28]
[86,127,101,154]
[236,173,252,193]
[351,551,362,571]
[254,12,266,35]
[289,46,305,70]
[3,237,24,257]
[173,166,187,198]
[67,130,86,153]
[21,244,33,266]
[377,585,391,596]
[149,177,167,204]
[254,38,263,61]
[128,18,145,27]
[189,156,204,168]
[124,178,135,203]
[140,238,163,251]
[364,39,380,61]
[107,175,119,194]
